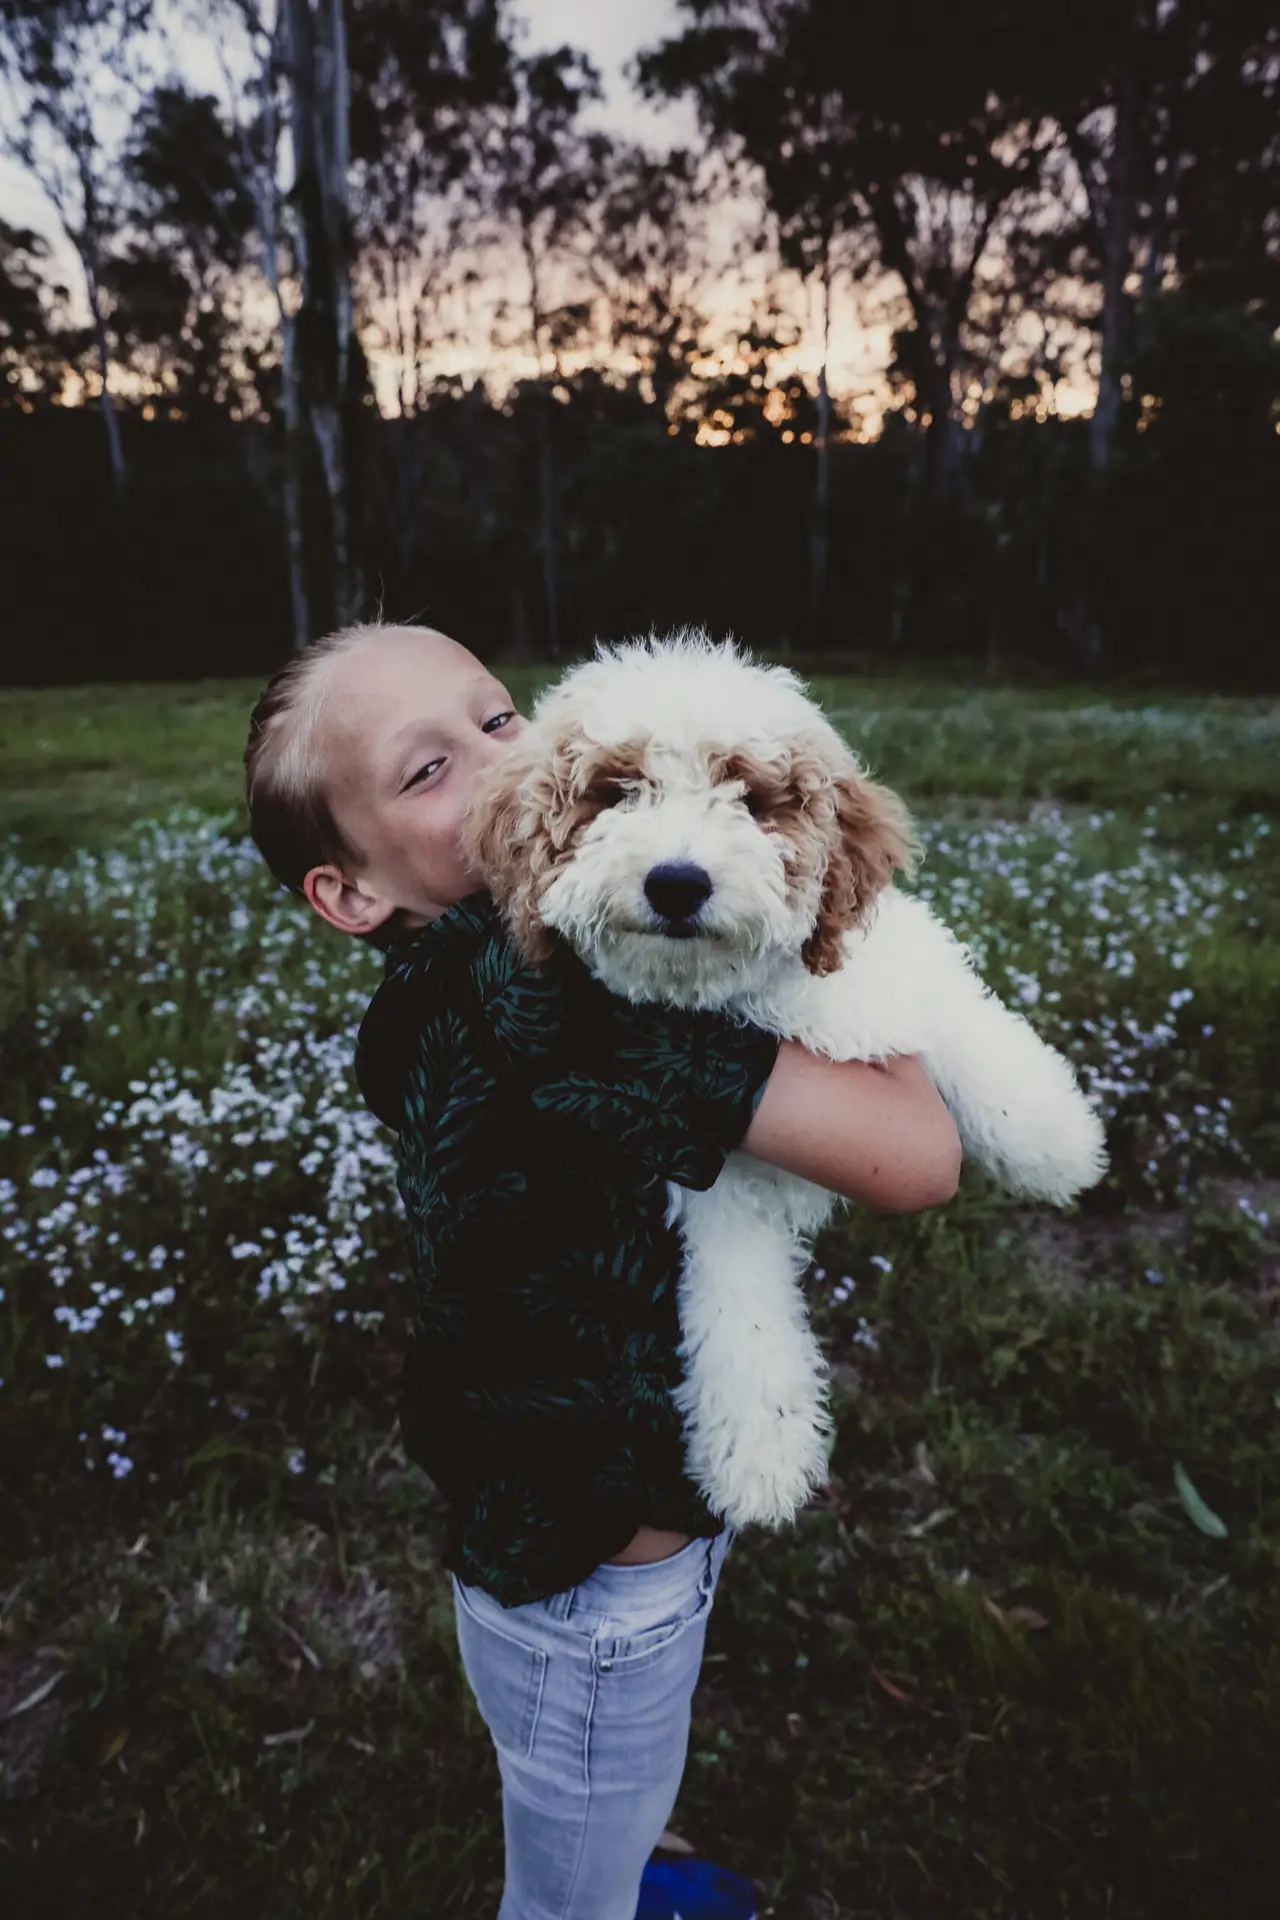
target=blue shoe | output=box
[637,1857,757,1920]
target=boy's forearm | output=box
[740,1042,961,1212]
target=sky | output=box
[521,0,698,142]
[0,1,693,230]
[0,0,898,419]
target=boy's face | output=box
[303,627,525,937]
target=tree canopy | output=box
[0,0,1274,681]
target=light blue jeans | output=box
[451,1529,734,1920]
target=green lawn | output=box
[2,673,1279,1917]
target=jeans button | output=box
[598,1658,613,1673]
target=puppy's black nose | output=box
[644,861,713,923]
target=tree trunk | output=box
[1139,151,1175,335]
[868,179,1001,507]
[1090,66,1138,473]
[390,413,428,581]
[810,359,831,619]
[76,198,125,491]
[279,312,312,651]
[86,265,126,491]
[537,385,560,657]
[922,337,963,504]
[522,225,560,657]
[508,581,532,662]
[283,0,359,629]
[240,24,311,653]
[809,256,832,633]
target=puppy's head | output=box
[463,632,919,1002]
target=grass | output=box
[1,670,1279,1917]
[5,669,1273,852]
[0,672,551,856]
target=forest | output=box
[0,0,1277,685]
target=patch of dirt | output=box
[1008,1177,1280,1293]
[196,1605,242,1678]
[159,1576,244,1677]
[162,1526,405,1687]
[298,1565,403,1683]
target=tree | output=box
[1150,1,1278,326]
[1025,1,1190,473]
[480,46,610,655]
[345,0,518,589]
[0,0,153,487]
[0,219,63,406]
[640,0,1052,510]
[116,83,256,416]
[196,0,317,647]
[348,0,513,420]
[280,0,360,628]
[1014,0,1278,471]
[586,145,717,422]
[752,100,872,625]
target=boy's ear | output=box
[303,862,397,938]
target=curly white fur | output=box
[466,630,1109,1530]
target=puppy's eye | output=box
[742,790,767,818]
[596,782,628,809]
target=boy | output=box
[244,622,960,1920]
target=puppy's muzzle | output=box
[643,861,713,938]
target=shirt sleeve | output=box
[458,924,779,1189]
[354,897,557,1131]
[525,958,780,1191]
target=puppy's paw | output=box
[996,1091,1109,1204]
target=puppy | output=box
[464,632,1107,1528]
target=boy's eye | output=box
[483,710,516,733]
[407,757,446,789]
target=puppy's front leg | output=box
[671,1170,833,1528]
[865,893,1107,1202]
[758,887,1106,1203]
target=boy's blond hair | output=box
[243,621,404,945]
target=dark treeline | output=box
[0,0,1276,688]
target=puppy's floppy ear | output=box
[801,770,920,977]
[465,724,606,964]
[462,734,564,964]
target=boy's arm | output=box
[473,928,959,1210]
[742,1042,961,1213]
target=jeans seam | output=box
[551,1650,599,1918]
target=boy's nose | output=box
[644,862,713,923]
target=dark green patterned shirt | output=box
[354,893,779,1608]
